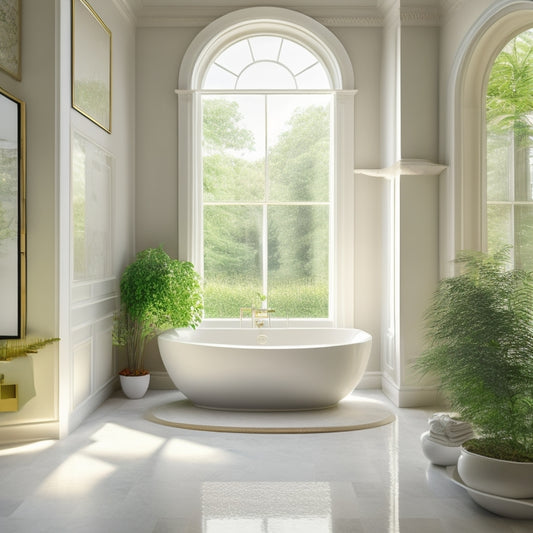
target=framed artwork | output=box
[0,86,25,338]
[0,0,21,80]
[72,0,112,133]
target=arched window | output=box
[445,2,533,275]
[177,8,355,326]
[203,36,332,90]
[486,28,533,269]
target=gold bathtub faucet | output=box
[239,307,275,328]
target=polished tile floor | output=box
[1,389,531,532]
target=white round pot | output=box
[420,431,461,466]
[119,373,150,399]
[457,447,533,499]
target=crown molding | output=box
[127,1,451,28]
[302,6,384,27]
[136,16,216,27]
[316,16,384,27]
[400,5,441,26]
[135,9,386,28]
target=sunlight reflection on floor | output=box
[37,453,116,497]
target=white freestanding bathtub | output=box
[157,328,372,411]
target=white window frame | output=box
[176,7,355,327]
[485,32,533,269]
[444,1,533,276]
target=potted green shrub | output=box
[113,247,203,398]
[415,249,533,500]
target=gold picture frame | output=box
[0,86,26,338]
[0,0,21,81]
[72,0,112,133]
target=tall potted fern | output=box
[113,247,203,398]
[415,249,533,499]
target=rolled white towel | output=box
[428,433,474,447]
[428,429,474,446]
[431,424,474,439]
[427,412,474,445]
[429,413,471,432]
[427,433,460,447]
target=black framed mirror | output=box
[0,86,25,338]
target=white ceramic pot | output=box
[420,431,461,466]
[457,447,533,499]
[119,373,150,399]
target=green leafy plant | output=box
[113,247,203,375]
[415,249,533,462]
[0,337,59,361]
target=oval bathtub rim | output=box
[158,327,372,351]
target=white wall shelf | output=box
[354,159,447,179]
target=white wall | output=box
[135,25,200,375]
[66,0,136,434]
[134,0,533,404]
[2,1,524,434]
[334,26,383,375]
[0,0,136,444]
[133,2,450,395]
[135,12,386,380]
[401,26,439,161]
[135,26,199,259]
[0,0,60,443]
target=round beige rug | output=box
[147,393,395,434]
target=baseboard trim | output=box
[0,420,60,446]
[381,374,446,407]
[356,371,382,390]
[149,371,175,390]
[67,378,118,435]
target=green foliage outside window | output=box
[486,29,533,270]
[203,277,328,319]
[202,96,331,319]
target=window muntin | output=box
[201,35,333,319]
[203,36,331,90]
[486,29,533,269]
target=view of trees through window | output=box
[202,95,331,318]
[486,29,533,269]
[200,34,333,319]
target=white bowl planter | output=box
[457,447,533,499]
[447,467,533,519]
[420,431,461,466]
[119,373,150,399]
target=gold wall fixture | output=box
[0,374,19,412]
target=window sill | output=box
[199,318,334,329]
